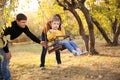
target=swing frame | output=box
[47,35,71,53]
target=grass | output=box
[9,40,120,80]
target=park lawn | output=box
[9,40,120,80]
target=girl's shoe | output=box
[73,53,78,56]
[74,51,82,56]
[82,51,88,54]
[78,51,88,55]
[72,50,78,56]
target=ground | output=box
[9,40,120,80]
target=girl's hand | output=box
[51,29,56,33]
[61,25,64,28]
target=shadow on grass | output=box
[10,63,120,80]
[98,53,120,58]
[44,66,120,80]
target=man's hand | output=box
[40,41,48,48]
[6,52,12,60]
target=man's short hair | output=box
[16,13,27,21]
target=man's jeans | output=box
[0,48,10,80]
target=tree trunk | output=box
[112,25,120,46]
[0,0,7,26]
[112,18,117,35]
[69,8,89,51]
[56,0,89,51]
[92,17,112,44]
[78,3,98,54]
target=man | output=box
[0,13,47,80]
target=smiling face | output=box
[16,20,27,28]
[16,13,27,28]
[51,20,60,30]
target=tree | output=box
[56,0,98,54]
[0,0,8,28]
[88,0,120,46]
[92,17,112,44]
[0,0,18,30]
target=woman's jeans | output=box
[0,48,10,80]
[58,40,79,52]
[40,47,61,67]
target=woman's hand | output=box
[40,41,48,48]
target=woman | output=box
[40,14,65,70]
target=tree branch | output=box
[56,0,69,10]
[77,0,86,4]
[64,0,75,10]
[71,0,76,4]
[64,0,71,6]
[71,0,78,8]
[57,0,66,7]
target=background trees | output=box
[0,0,18,28]
[88,0,120,46]
[0,0,119,53]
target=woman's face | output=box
[51,21,60,30]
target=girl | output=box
[40,14,65,70]
[47,16,87,56]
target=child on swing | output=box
[47,16,87,56]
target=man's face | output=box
[51,21,60,30]
[16,20,27,28]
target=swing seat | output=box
[48,45,66,53]
[48,35,71,54]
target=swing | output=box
[45,11,74,53]
[47,35,72,53]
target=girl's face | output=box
[51,21,60,30]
